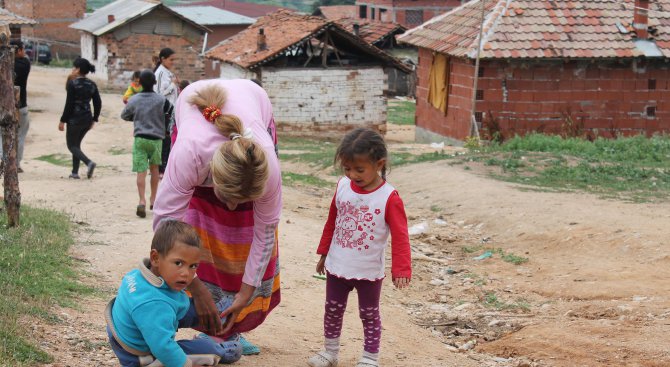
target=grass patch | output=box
[108,146,129,155]
[482,292,530,311]
[462,134,670,202]
[430,205,442,212]
[0,206,96,365]
[387,100,416,126]
[45,59,73,68]
[462,245,483,254]
[35,153,70,167]
[279,136,337,170]
[282,172,332,189]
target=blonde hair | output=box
[189,84,269,202]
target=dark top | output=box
[14,56,30,108]
[60,77,102,125]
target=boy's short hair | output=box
[139,69,156,91]
[132,70,141,80]
[152,220,201,256]
[179,79,190,90]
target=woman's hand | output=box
[188,277,223,335]
[58,122,65,131]
[219,283,255,335]
[393,277,410,289]
[316,255,327,275]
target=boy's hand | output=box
[189,278,223,335]
[58,122,64,131]
[393,277,410,289]
[316,255,326,275]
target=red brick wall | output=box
[5,0,85,56]
[104,33,205,89]
[415,49,670,140]
[415,48,473,140]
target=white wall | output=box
[79,33,108,81]
[219,63,257,80]
[261,67,388,131]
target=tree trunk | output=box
[0,25,21,227]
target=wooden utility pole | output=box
[469,0,487,139]
[0,24,21,226]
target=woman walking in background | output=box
[153,48,179,176]
[59,57,100,179]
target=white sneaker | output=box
[307,351,338,367]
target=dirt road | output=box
[16,67,670,367]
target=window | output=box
[647,106,656,118]
[359,5,367,19]
[476,90,484,100]
[93,36,98,60]
[428,53,449,114]
[379,8,387,21]
[475,112,483,123]
[478,67,485,78]
[371,8,375,20]
[406,9,424,25]
[649,79,656,90]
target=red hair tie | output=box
[202,106,222,123]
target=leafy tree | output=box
[311,0,355,12]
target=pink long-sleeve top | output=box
[152,79,282,288]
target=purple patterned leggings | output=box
[324,273,383,353]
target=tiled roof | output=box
[171,6,255,26]
[71,0,209,36]
[336,18,406,45]
[187,0,287,18]
[206,10,410,72]
[0,7,37,26]
[317,5,358,20]
[398,0,670,59]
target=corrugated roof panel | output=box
[70,0,158,34]
[0,8,37,26]
[171,6,255,26]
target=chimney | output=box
[633,0,649,39]
[353,23,360,36]
[108,14,115,23]
[257,28,267,52]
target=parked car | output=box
[24,43,52,65]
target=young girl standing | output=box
[309,128,412,367]
[153,48,179,176]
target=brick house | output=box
[4,0,85,58]
[0,7,36,42]
[171,6,255,78]
[398,0,670,143]
[206,10,410,136]
[356,0,468,28]
[70,0,209,89]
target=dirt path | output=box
[16,67,670,367]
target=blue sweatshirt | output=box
[111,259,190,367]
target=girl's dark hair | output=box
[154,47,175,71]
[132,70,141,79]
[335,128,389,180]
[152,220,201,256]
[73,57,95,75]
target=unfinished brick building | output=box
[399,0,670,143]
[4,0,85,58]
[206,10,410,136]
[70,0,208,89]
[356,0,468,28]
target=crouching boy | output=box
[105,220,242,366]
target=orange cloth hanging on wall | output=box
[427,53,449,114]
